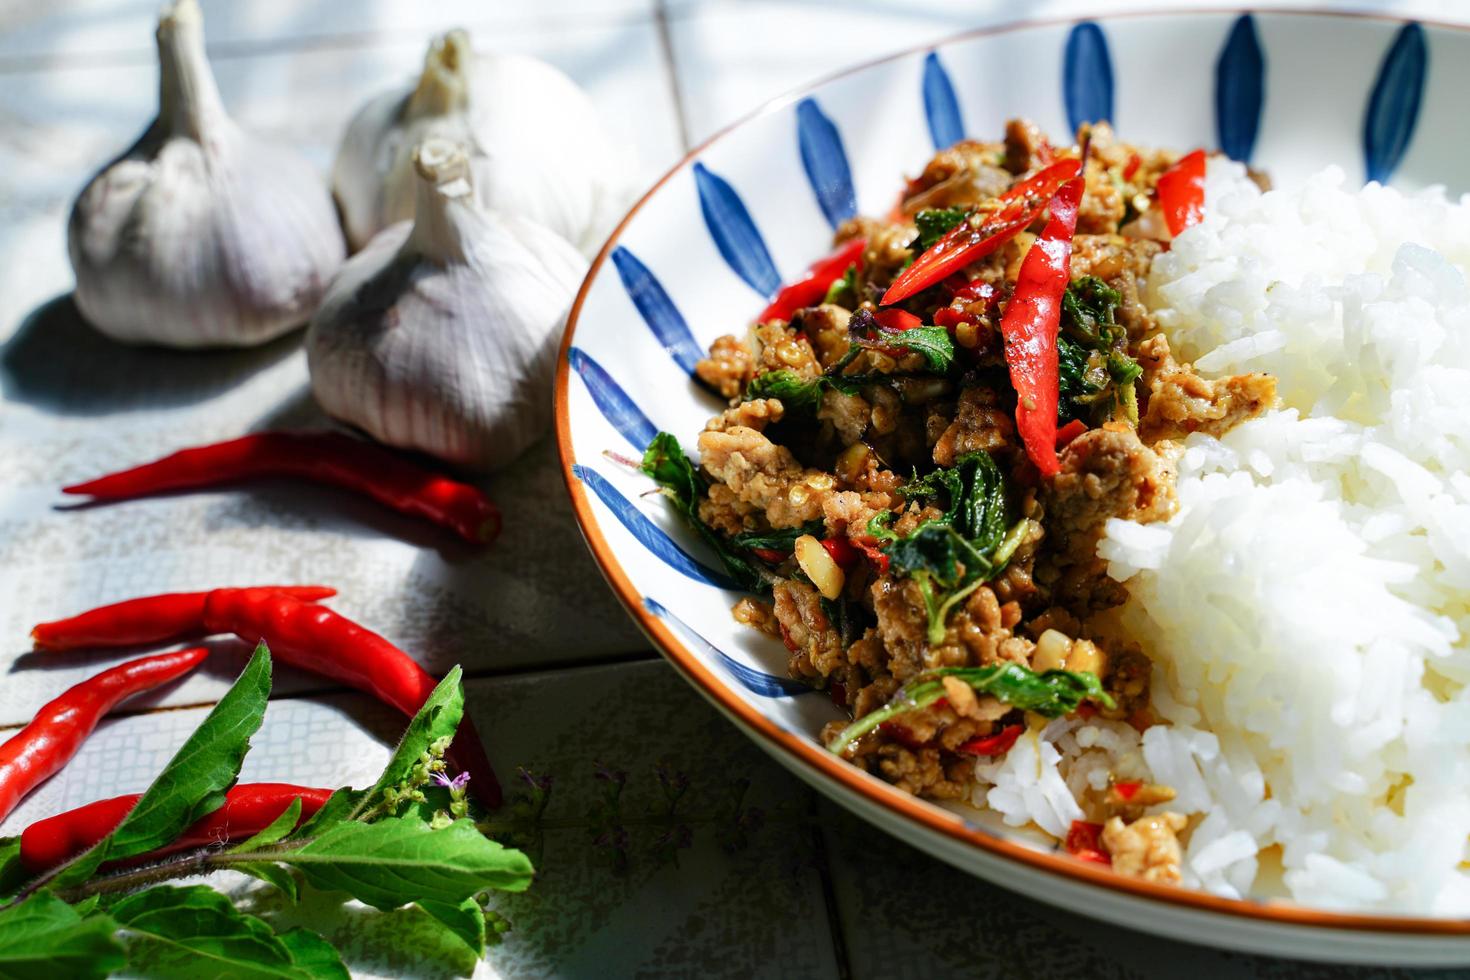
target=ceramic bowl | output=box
[555,9,1470,964]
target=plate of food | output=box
[555,8,1470,964]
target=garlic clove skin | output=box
[331,29,633,258]
[308,139,588,471]
[67,0,344,348]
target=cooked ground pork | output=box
[661,120,1272,882]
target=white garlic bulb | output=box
[307,139,587,470]
[332,29,631,257]
[66,0,344,348]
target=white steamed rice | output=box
[976,161,1470,913]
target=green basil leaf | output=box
[54,645,272,887]
[112,885,340,979]
[744,369,824,413]
[289,789,363,841]
[730,519,826,554]
[227,798,302,855]
[1061,275,1122,345]
[274,929,349,980]
[828,662,1113,754]
[0,840,26,902]
[352,667,464,824]
[914,207,969,251]
[0,893,122,979]
[641,433,766,592]
[821,264,859,307]
[234,862,300,903]
[416,898,486,957]
[846,309,955,374]
[278,817,533,911]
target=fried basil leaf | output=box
[913,207,969,251]
[744,370,824,413]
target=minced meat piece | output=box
[1102,812,1188,884]
[697,426,827,530]
[1135,333,1277,441]
[695,334,751,399]
[931,386,1016,466]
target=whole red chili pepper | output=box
[201,589,501,808]
[63,432,501,545]
[882,158,1083,305]
[0,648,209,822]
[956,723,1024,757]
[998,174,1086,479]
[758,237,867,325]
[1065,819,1111,866]
[19,783,331,874]
[31,586,336,652]
[1157,148,1206,237]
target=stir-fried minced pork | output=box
[664,120,1275,879]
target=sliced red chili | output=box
[819,537,861,570]
[1112,780,1143,801]
[882,158,1082,305]
[956,724,1024,757]
[852,536,890,575]
[1157,149,1206,237]
[758,237,867,325]
[750,547,787,564]
[1122,152,1142,181]
[934,280,1000,329]
[1055,419,1088,448]
[999,174,1086,479]
[1065,819,1111,865]
[872,308,922,332]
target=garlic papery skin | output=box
[331,29,632,257]
[307,139,588,471]
[66,0,345,348]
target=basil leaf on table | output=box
[416,897,487,957]
[0,893,122,979]
[110,884,345,980]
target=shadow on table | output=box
[1,293,303,417]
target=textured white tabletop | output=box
[0,1,1464,976]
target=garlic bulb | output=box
[307,139,587,470]
[67,0,344,348]
[332,29,631,257]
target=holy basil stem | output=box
[826,663,1114,756]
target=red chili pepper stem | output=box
[63,432,501,545]
[31,586,336,652]
[201,589,502,809]
[0,648,210,822]
[18,783,331,874]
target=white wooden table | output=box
[0,1,1463,975]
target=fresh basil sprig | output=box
[826,663,1114,755]
[0,646,533,977]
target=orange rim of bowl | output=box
[555,6,1470,938]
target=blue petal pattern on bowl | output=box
[797,98,858,229]
[1363,22,1428,184]
[568,347,657,451]
[645,598,813,698]
[1215,14,1265,162]
[693,162,781,295]
[922,52,965,151]
[572,465,739,590]
[610,246,706,377]
[1063,21,1113,132]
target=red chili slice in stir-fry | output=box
[1122,152,1142,181]
[1055,419,1088,448]
[934,280,1000,329]
[957,724,1024,757]
[1112,780,1143,801]
[998,173,1086,479]
[872,308,922,332]
[758,237,867,324]
[820,537,861,570]
[751,548,787,564]
[1157,149,1206,237]
[881,158,1083,305]
[1065,820,1111,865]
[852,537,890,575]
